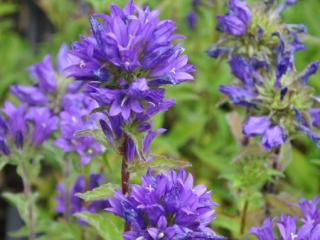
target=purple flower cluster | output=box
[54,93,104,165]
[219,40,320,150]
[66,0,194,162]
[216,0,251,36]
[0,102,58,154]
[208,0,305,61]
[250,196,320,239]
[56,173,108,216]
[107,169,223,240]
[6,44,104,164]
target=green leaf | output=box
[0,3,17,16]
[37,220,81,240]
[129,155,192,174]
[75,212,122,240]
[278,141,292,171]
[75,129,111,149]
[76,183,117,202]
[2,192,38,223]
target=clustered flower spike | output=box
[220,43,320,150]
[250,196,320,239]
[106,169,224,240]
[56,173,108,216]
[66,0,194,162]
[208,0,305,63]
[0,102,58,154]
[6,44,104,165]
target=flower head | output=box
[216,0,251,36]
[0,102,58,152]
[11,44,77,112]
[250,196,320,240]
[220,50,320,150]
[54,94,104,165]
[66,0,194,162]
[107,169,224,240]
[208,0,304,62]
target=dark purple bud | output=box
[15,131,24,149]
[310,108,320,128]
[100,119,116,147]
[219,85,256,106]
[299,61,320,84]
[229,56,253,87]
[216,16,247,36]
[89,16,104,47]
[0,139,10,155]
[186,11,197,30]
[274,0,297,14]
[207,45,230,58]
[280,87,288,101]
[0,116,8,137]
[143,128,166,154]
[125,137,136,163]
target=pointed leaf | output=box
[129,155,191,174]
[76,183,117,202]
[75,212,122,240]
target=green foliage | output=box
[2,192,38,224]
[76,183,118,202]
[75,212,123,240]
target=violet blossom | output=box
[0,102,58,153]
[106,169,224,240]
[66,0,194,162]
[219,39,320,150]
[208,0,304,63]
[250,196,320,240]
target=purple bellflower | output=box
[9,44,103,164]
[250,196,320,240]
[56,173,108,216]
[66,0,194,162]
[0,102,58,153]
[106,169,224,240]
[216,0,251,36]
[54,93,104,165]
[10,44,79,112]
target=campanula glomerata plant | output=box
[0,0,320,240]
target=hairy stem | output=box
[120,136,130,196]
[265,153,280,216]
[120,135,130,231]
[22,162,36,240]
[63,155,71,221]
[240,200,249,235]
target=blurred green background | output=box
[0,0,320,239]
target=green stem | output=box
[120,135,130,232]
[21,161,36,240]
[63,155,71,221]
[240,200,249,235]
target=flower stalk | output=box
[21,160,35,240]
[240,200,249,235]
